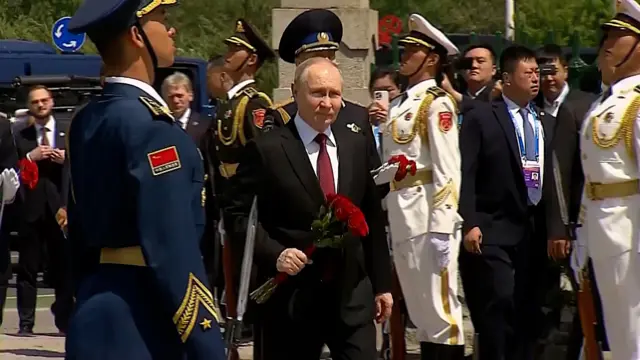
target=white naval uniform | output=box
[579,74,640,360]
[381,78,464,345]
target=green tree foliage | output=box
[0,0,616,92]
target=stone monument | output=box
[271,0,379,106]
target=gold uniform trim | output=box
[100,246,147,266]
[219,162,239,178]
[390,169,433,191]
[136,0,177,18]
[217,96,249,146]
[433,179,459,209]
[591,95,640,160]
[398,36,435,50]
[440,269,460,345]
[173,273,221,343]
[603,19,640,35]
[224,36,257,52]
[585,179,640,201]
[390,87,448,146]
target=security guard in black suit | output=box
[64,0,225,359]
[270,9,382,174]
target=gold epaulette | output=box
[269,97,294,124]
[425,86,447,98]
[139,96,174,121]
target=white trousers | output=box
[592,251,640,360]
[392,233,464,345]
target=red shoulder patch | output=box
[147,146,181,176]
[438,112,453,133]
[252,109,266,128]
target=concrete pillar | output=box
[271,1,378,106]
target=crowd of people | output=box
[0,0,639,359]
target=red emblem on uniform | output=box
[405,112,413,121]
[147,146,181,176]
[438,112,453,133]
[252,109,266,128]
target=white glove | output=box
[570,242,588,285]
[371,162,399,185]
[429,232,450,271]
[1,168,19,204]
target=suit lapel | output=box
[22,125,38,151]
[331,118,354,197]
[493,101,523,172]
[280,122,325,206]
[55,124,67,149]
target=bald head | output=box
[292,57,343,132]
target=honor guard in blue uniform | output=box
[270,9,382,173]
[64,0,225,359]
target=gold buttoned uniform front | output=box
[382,78,464,346]
[579,77,640,359]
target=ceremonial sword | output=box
[225,195,258,359]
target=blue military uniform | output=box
[64,1,225,359]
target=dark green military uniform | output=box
[200,19,276,322]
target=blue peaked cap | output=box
[68,0,177,43]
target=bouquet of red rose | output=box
[250,193,369,304]
[18,158,38,190]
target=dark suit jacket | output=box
[15,121,67,223]
[543,90,597,240]
[459,98,555,246]
[0,116,19,232]
[184,110,209,143]
[226,116,392,326]
[460,81,496,114]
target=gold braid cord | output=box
[433,179,459,209]
[218,96,250,146]
[391,92,435,145]
[173,273,220,343]
[591,96,640,160]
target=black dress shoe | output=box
[18,326,34,335]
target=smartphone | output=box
[373,90,389,108]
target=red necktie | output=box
[314,133,335,197]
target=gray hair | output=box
[293,57,341,89]
[161,71,193,97]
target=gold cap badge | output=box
[409,19,417,31]
[236,21,245,33]
[317,32,329,43]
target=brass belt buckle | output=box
[586,182,602,201]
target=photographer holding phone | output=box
[368,67,404,154]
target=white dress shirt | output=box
[35,116,56,147]
[177,108,191,130]
[294,113,339,193]
[543,84,570,117]
[503,95,545,205]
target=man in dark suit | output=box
[442,44,499,115]
[13,85,74,334]
[227,57,393,360]
[162,71,209,142]
[0,113,20,327]
[459,45,555,360]
[269,9,382,175]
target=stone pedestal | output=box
[271,2,378,106]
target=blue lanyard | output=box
[508,105,539,161]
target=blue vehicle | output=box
[0,40,213,119]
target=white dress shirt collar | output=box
[34,116,55,132]
[104,76,168,108]
[177,108,191,129]
[294,113,337,148]
[227,79,256,99]
[543,84,569,117]
[405,78,437,100]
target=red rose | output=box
[347,212,369,237]
[407,160,417,176]
[18,158,38,190]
